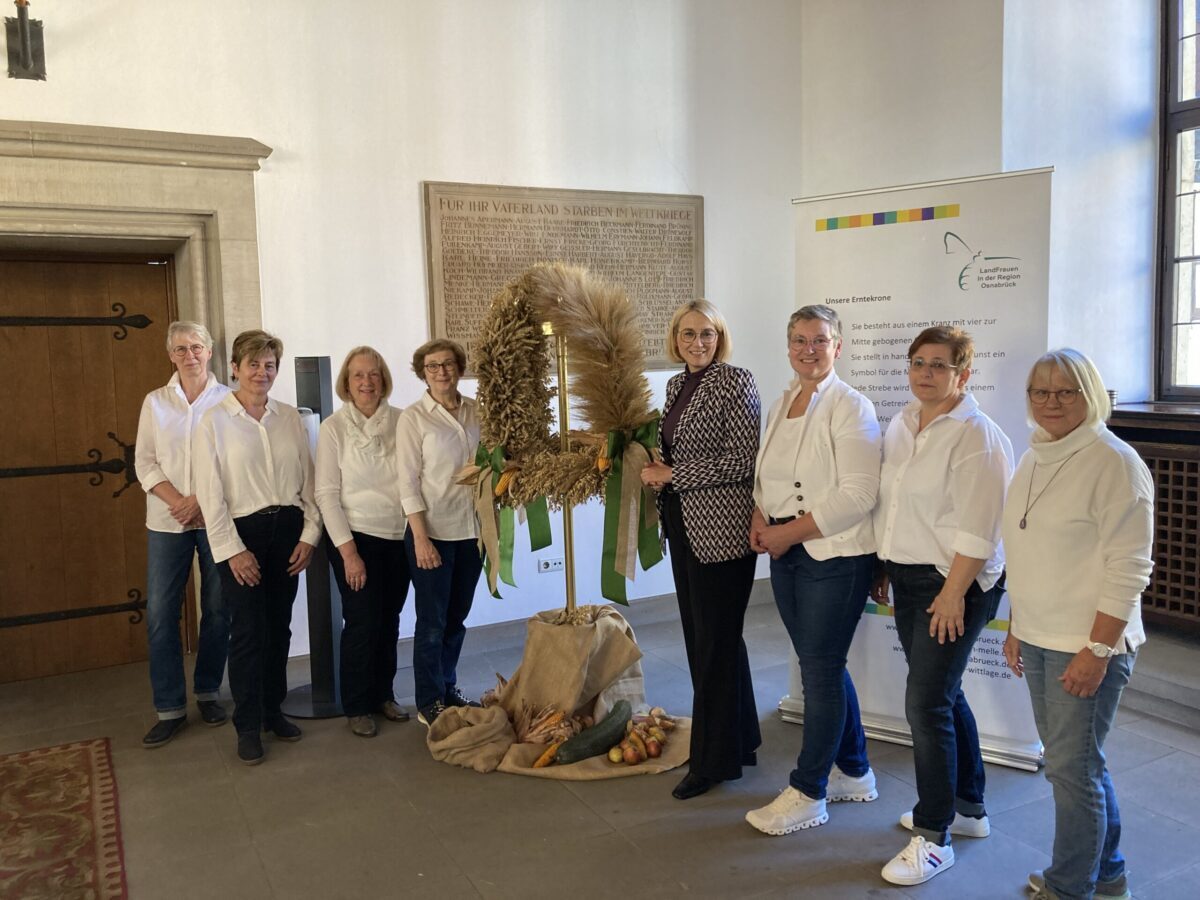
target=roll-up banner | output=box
[784,168,1052,771]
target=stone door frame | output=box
[0,120,273,376]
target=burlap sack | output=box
[497,717,691,780]
[497,605,645,721]
[426,705,516,773]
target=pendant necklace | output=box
[1019,449,1084,529]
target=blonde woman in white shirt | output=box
[872,326,1014,886]
[744,305,883,837]
[397,339,482,728]
[315,347,410,739]
[1002,349,1152,900]
[134,321,231,748]
[194,330,322,766]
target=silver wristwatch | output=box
[1087,641,1116,659]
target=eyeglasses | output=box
[909,358,959,374]
[789,337,833,351]
[1027,388,1081,405]
[678,329,719,344]
[424,362,458,373]
[170,343,207,358]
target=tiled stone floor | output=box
[3,585,1199,898]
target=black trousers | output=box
[218,505,303,735]
[662,491,760,781]
[328,530,410,716]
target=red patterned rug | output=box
[0,737,127,899]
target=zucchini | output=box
[555,699,632,765]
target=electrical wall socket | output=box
[538,557,564,573]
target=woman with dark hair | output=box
[194,329,322,766]
[873,326,1013,885]
[744,304,882,836]
[641,299,762,801]
[397,338,482,728]
[316,346,410,738]
[1004,349,1152,900]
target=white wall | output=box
[1003,0,1161,402]
[0,0,805,644]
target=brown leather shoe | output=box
[348,715,378,737]
[379,700,410,722]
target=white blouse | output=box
[752,371,881,560]
[193,393,322,563]
[874,394,1013,591]
[397,392,480,541]
[315,402,406,546]
[134,371,231,533]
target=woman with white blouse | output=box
[194,330,322,766]
[744,305,883,837]
[397,338,482,728]
[134,320,232,747]
[872,326,1013,886]
[315,346,410,738]
[1003,350,1152,900]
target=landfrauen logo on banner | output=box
[944,231,1022,291]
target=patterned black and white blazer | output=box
[658,362,762,564]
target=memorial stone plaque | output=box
[424,181,704,370]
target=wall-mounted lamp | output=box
[6,0,46,81]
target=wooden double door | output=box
[0,255,179,683]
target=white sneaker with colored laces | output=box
[899,809,990,837]
[745,786,828,835]
[827,766,878,802]
[881,836,955,885]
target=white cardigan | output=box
[752,371,881,560]
[1002,421,1154,654]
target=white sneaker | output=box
[745,786,828,835]
[899,809,990,837]
[827,766,878,802]
[881,836,955,885]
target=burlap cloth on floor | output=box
[491,604,688,780]
[497,717,691,780]
[427,705,515,773]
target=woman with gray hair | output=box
[194,329,322,765]
[744,304,883,835]
[134,321,232,747]
[316,346,410,738]
[1002,349,1153,900]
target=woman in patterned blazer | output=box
[641,299,762,800]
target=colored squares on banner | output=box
[815,203,960,231]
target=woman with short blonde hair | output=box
[642,299,760,800]
[1003,349,1151,900]
[316,346,409,738]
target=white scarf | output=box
[343,401,394,459]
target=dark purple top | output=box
[661,364,709,464]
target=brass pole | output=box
[544,321,577,614]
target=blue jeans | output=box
[771,545,873,799]
[404,534,482,709]
[1022,642,1133,900]
[146,528,228,719]
[887,562,1001,844]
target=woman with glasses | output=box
[135,321,232,747]
[743,305,882,837]
[194,330,322,765]
[641,299,761,800]
[1002,350,1152,900]
[397,339,482,728]
[872,326,1013,886]
[315,346,410,738]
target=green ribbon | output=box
[473,444,553,598]
[600,416,664,604]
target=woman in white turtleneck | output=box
[315,346,410,738]
[1002,348,1153,900]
